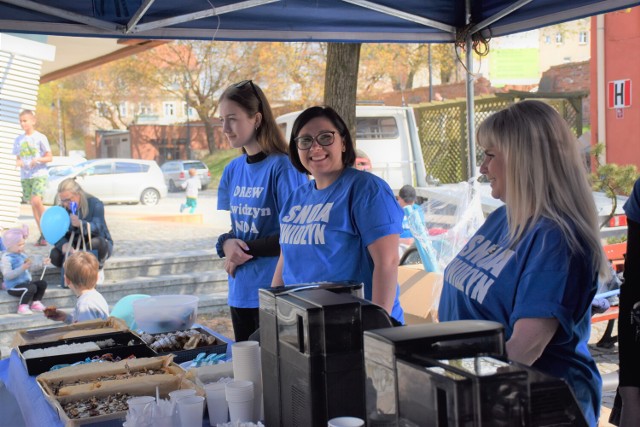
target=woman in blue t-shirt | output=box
[438,101,608,426]
[216,80,307,341]
[271,106,405,324]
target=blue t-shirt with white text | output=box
[279,167,405,324]
[438,206,601,426]
[218,153,307,308]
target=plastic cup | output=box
[328,417,365,427]
[176,395,205,427]
[169,389,197,402]
[225,380,254,423]
[205,382,229,426]
[127,396,155,416]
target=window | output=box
[84,163,112,176]
[183,103,196,117]
[355,117,399,140]
[163,102,176,117]
[183,161,207,171]
[555,32,563,44]
[544,35,551,44]
[579,31,588,45]
[96,102,110,118]
[139,103,152,115]
[115,162,148,174]
[118,102,127,117]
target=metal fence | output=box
[413,91,587,183]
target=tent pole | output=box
[465,0,477,179]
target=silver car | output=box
[43,158,168,206]
[161,160,211,192]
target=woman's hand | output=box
[70,214,81,228]
[222,239,253,266]
[61,242,73,254]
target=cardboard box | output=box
[37,355,202,427]
[13,317,129,346]
[398,265,443,324]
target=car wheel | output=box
[168,180,178,192]
[140,188,160,206]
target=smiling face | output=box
[219,98,261,155]
[296,117,345,189]
[479,147,506,202]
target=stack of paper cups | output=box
[231,341,263,421]
[225,380,254,423]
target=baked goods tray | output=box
[13,317,129,346]
[138,327,228,364]
[18,331,156,376]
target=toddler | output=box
[1,224,48,315]
[180,168,201,214]
[44,251,109,323]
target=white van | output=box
[277,105,428,190]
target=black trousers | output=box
[50,236,112,269]
[7,280,47,305]
[229,306,260,342]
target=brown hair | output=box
[218,80,288,155]
[63,252,99,290]
[19,109,36,118]
[188,168,197,177]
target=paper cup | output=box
[169,389,197,402]
[226,380,254,422]
[176,395,205,427]
[328,417,365,427]
[127,396,155,416]
[205,382,229,426]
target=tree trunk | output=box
[203,119,217,153]
[324,43,361,143]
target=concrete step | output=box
[32,249,223,285]
[0,292,230,350]
[0,270,229,316]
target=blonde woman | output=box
[49,178,113,284]
[438,101,607,426]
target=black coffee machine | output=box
[364,322,588,426]
[259,283,396,427]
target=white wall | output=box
[0,33,54,228]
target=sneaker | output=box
[30,301,46,311]
[34,235,47,247]
[97,269,105,285]
[17,305,33,315]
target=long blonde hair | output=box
[477,100,608,278]
[57,178,91,219]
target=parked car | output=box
[161,160,211,192]
[43,158,168,206]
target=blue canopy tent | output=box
[0,0,638,172]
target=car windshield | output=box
[183,162,206,170]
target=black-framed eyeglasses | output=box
[294,131,336,150]
[234,80,263,113]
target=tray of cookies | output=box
[36,355,202,427]
[13,317,129,346]
[18,331,156,376]
[137,327,229,364]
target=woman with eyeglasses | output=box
[216,80,307,341]
[49,178,113,285]
[271,106,405,324]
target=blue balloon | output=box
[41,206,71,244]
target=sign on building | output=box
[608,79,632,109]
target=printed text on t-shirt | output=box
[280,203,333,244]
[444,234,514,304]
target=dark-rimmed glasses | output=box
[234,80,263,113]
[294,131,336,150]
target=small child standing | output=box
[180,168,201,214]
[44,251,109,324]
[1,224,48,315]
